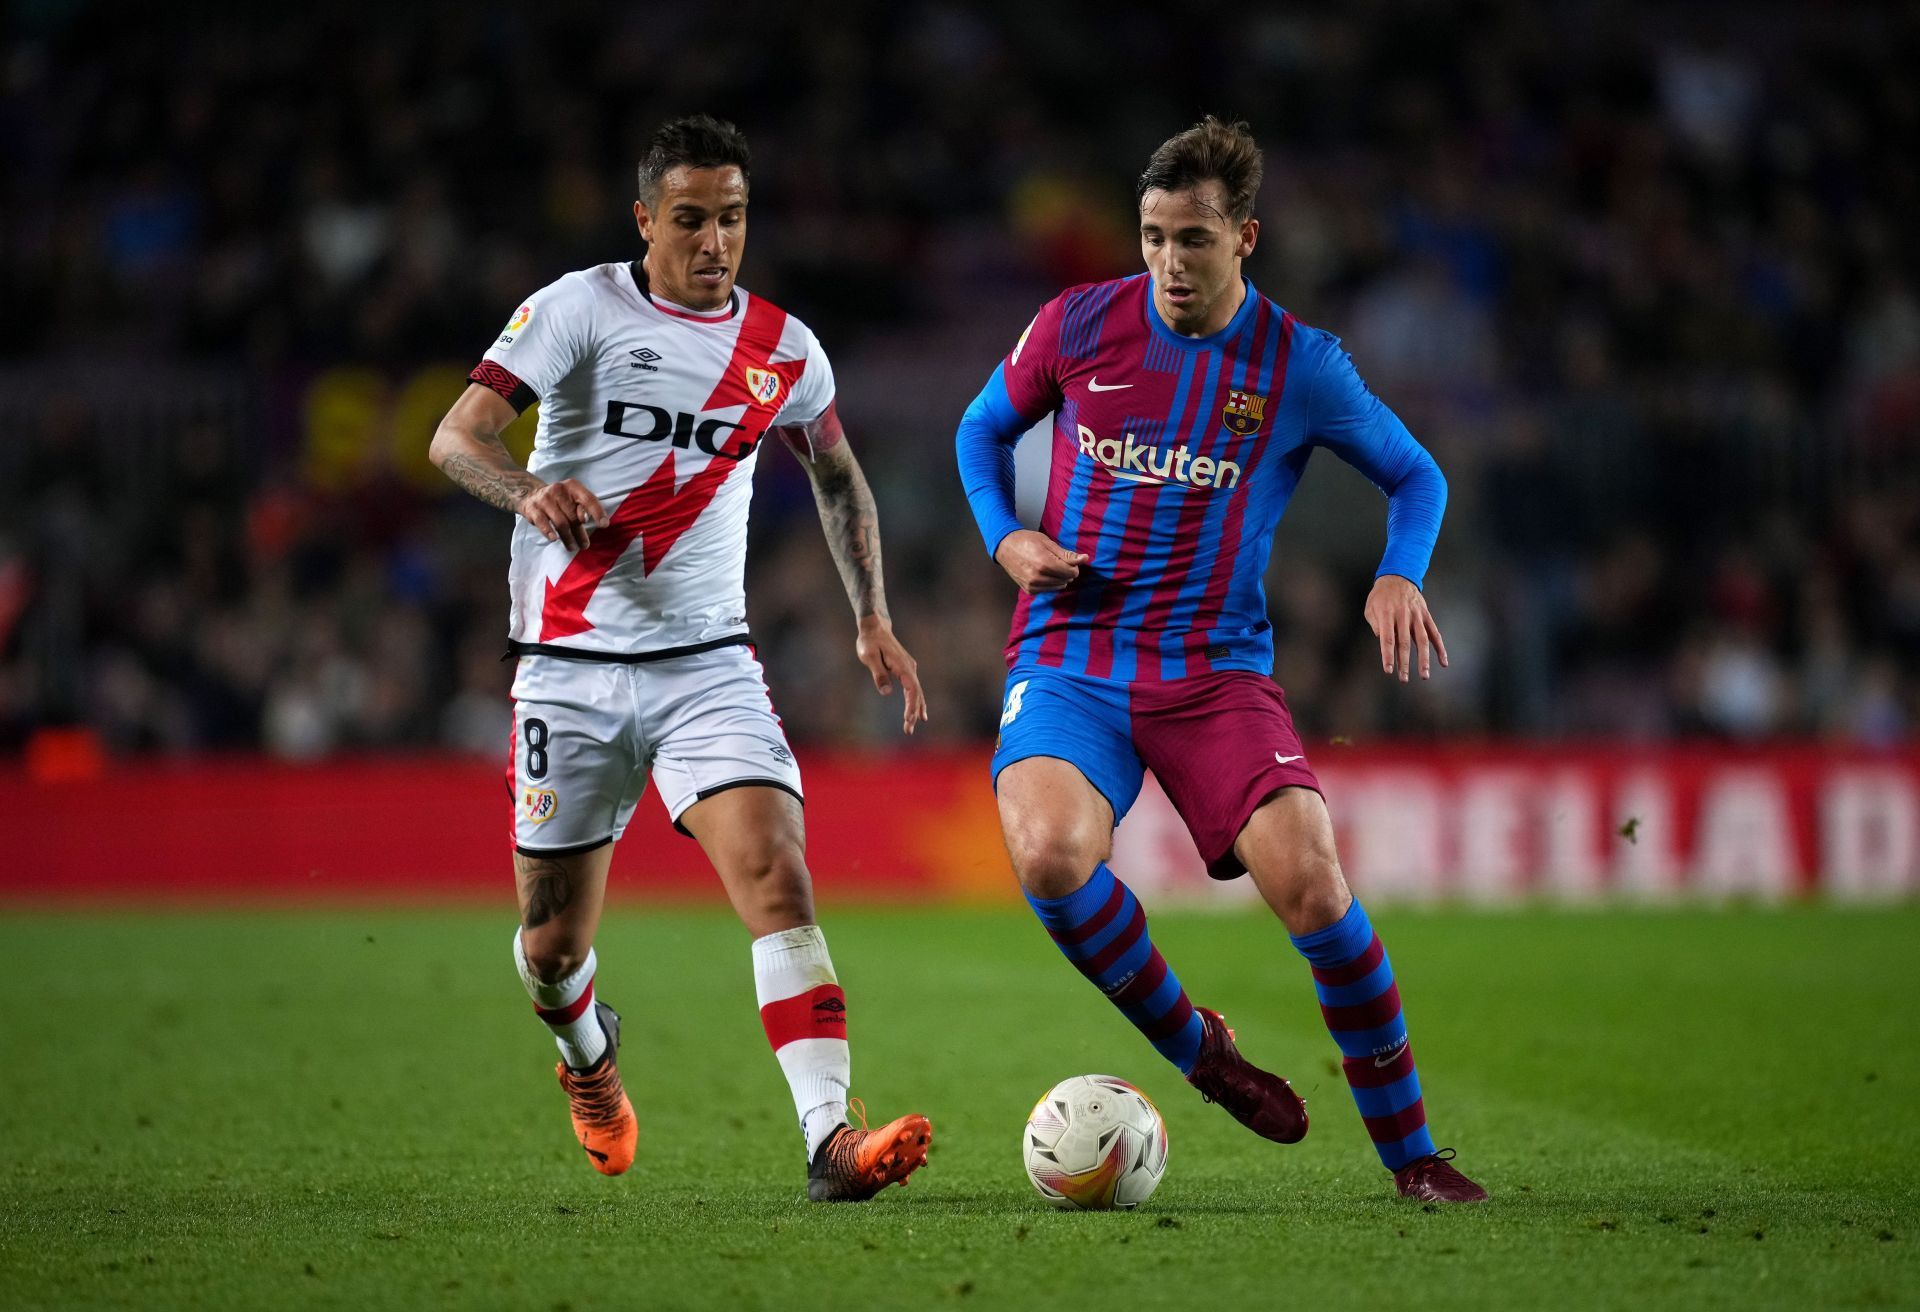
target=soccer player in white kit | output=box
[429,116,931,1201]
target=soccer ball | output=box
[1022,1074,1168,1210]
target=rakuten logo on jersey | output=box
[603,402,762,461]
[1076,424,1241,490]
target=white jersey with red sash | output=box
[470,261,834,657]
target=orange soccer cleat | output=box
[806,1101,933,1202]
[554,1001,638,1176]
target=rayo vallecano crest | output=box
[744,367,784,407]
[1222,389,1267,436]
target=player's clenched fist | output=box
[517,479,608,551]
[994,529,1089,594]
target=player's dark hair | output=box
[1136,116,1263,223]
[637,114,751,206]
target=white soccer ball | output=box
[1022,1074,1168,1210]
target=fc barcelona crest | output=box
[1222,389,1267,436]
[744,367,784,407]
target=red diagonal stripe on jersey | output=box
[539,451,729,639]
[704,295,801,412]
[537,296,802,642]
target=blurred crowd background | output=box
[3,1,1917,759]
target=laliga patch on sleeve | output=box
[498,302,534,347]
[1011,314,1036,366]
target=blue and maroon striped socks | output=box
[1291,900,1435,1169]
[1025,864,1206,1073]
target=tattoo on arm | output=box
[515,855,575,930]
[807,442,888,622]
[439,429,544,516]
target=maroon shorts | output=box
[1130,671,1322,879]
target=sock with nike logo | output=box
[752,925,852,1159]
[1026,863,1206,1073]
[1290,900,1436,1169]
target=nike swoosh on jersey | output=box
[1086,378,1132,392]
[1275,753,1304,764]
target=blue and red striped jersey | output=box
[955,273,1446,683]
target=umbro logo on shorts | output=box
[769,744,793,762]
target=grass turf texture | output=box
[1,905,1914,1310]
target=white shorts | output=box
[507,642,803,855]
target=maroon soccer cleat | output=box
[1393,1149,1488,1203]
[1184,1007,1308,1144]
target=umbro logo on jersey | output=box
[769,744,793,763]
[629,348,662,371]
[1076,423,1241,490]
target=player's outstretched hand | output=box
[856,615,928,735]
[517,479,607,551]
[994,530,1089,594]
[1364,574,1448,682]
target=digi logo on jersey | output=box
[602,401,763,461]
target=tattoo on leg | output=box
[518,858,574,929]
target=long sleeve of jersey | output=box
[1305,340,1448,588]
[954,363,1031,558]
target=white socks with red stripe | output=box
[752,925,851,1159]
[513,929,608,1072]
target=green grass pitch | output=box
[1,903,1915,1310]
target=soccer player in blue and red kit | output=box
[955,117,1486,1202]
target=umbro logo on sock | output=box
[812,997,847,1020]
